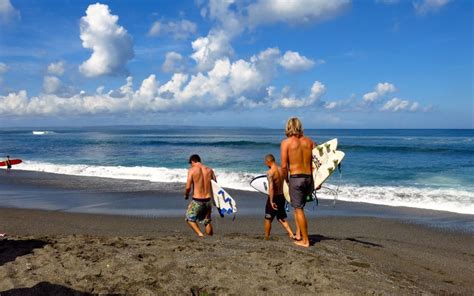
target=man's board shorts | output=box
[289,174,313,209]
[265,194,287,220]
[186,198,212,225]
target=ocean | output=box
[1,127,473,215]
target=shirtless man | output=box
[280,117,315,248]
[264,154,295,240]
[184,154,216,237]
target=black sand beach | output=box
[0,170,473,295]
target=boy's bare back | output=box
[188,164,215,199]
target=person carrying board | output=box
[280,117,315,248]
[184,154,216,237]
[263,154,295,240]
[5,156,12,172]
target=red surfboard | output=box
[0,159,22,166]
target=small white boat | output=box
[32,131,49,135]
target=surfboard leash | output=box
[333,163,342,208]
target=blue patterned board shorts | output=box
[185,198,212,225]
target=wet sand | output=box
[0,170,473,295]
[1,207,473,295]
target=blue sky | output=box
[0,0,472,128]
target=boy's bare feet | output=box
[294,240,310,248]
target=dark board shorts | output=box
[289,174,313,209]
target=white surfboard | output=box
[313,150,344,186]
[251,176,310,203]
[249,175,270,195]
[283,139,344,202]
[211,180,237,217]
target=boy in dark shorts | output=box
[264,154,295,240]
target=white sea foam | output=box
[16,161,474,215]
[319,184,474,215]
[17,161,255,191]
[32,131,54,135]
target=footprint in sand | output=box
[348,261,371,268]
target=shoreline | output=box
[1,169,473,234]
[1,207,473,294]
[8,158,474,215]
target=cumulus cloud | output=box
[413,0,450,15]
[47,61,65,76]
[279,51,315,71]
[79,3,134,77]
[162,52,185,73]
[324,100,350,110]
[190,1,244,71]
[380,98,420,112]
[0,62,8,85]
[42,76,61,94]
[190,0,339,72]
[0,62,8,74]
[275,81,326,108]
[363,82,397,103]
[191,29,235,71]
[0,46,329,116]
[0,0,20,24]
[247,0,351,27]
[148,19,197,40]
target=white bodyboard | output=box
[211,180,237,217]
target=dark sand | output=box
[1,208,473,295]
[0,170,473,295]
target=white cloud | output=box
[191,29,234,71]
[279,51,315,71]
[1,47,327,116]
[247,0,351,27]
[381,97,420,112]
[0,62,8,85]
[148,19,197,40]
[47,61,65,76]
[229,59,263,94]
[162,52,185,73]
[43,76,61,94]
[79,3,134,77]
[413,0,450,15]
[324,99,352,110]
[0,0,20,24]
[363,82,397,103]
[275,81,326,108]
[0,62,8,74]
[190,1,244,71]
[190,0,340,72]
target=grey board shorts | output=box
[289,174,313,209]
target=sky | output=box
[0,0,472,128]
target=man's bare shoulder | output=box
[302,136,315,146]
[267,167,276,176]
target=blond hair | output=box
[285,117,304,137]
